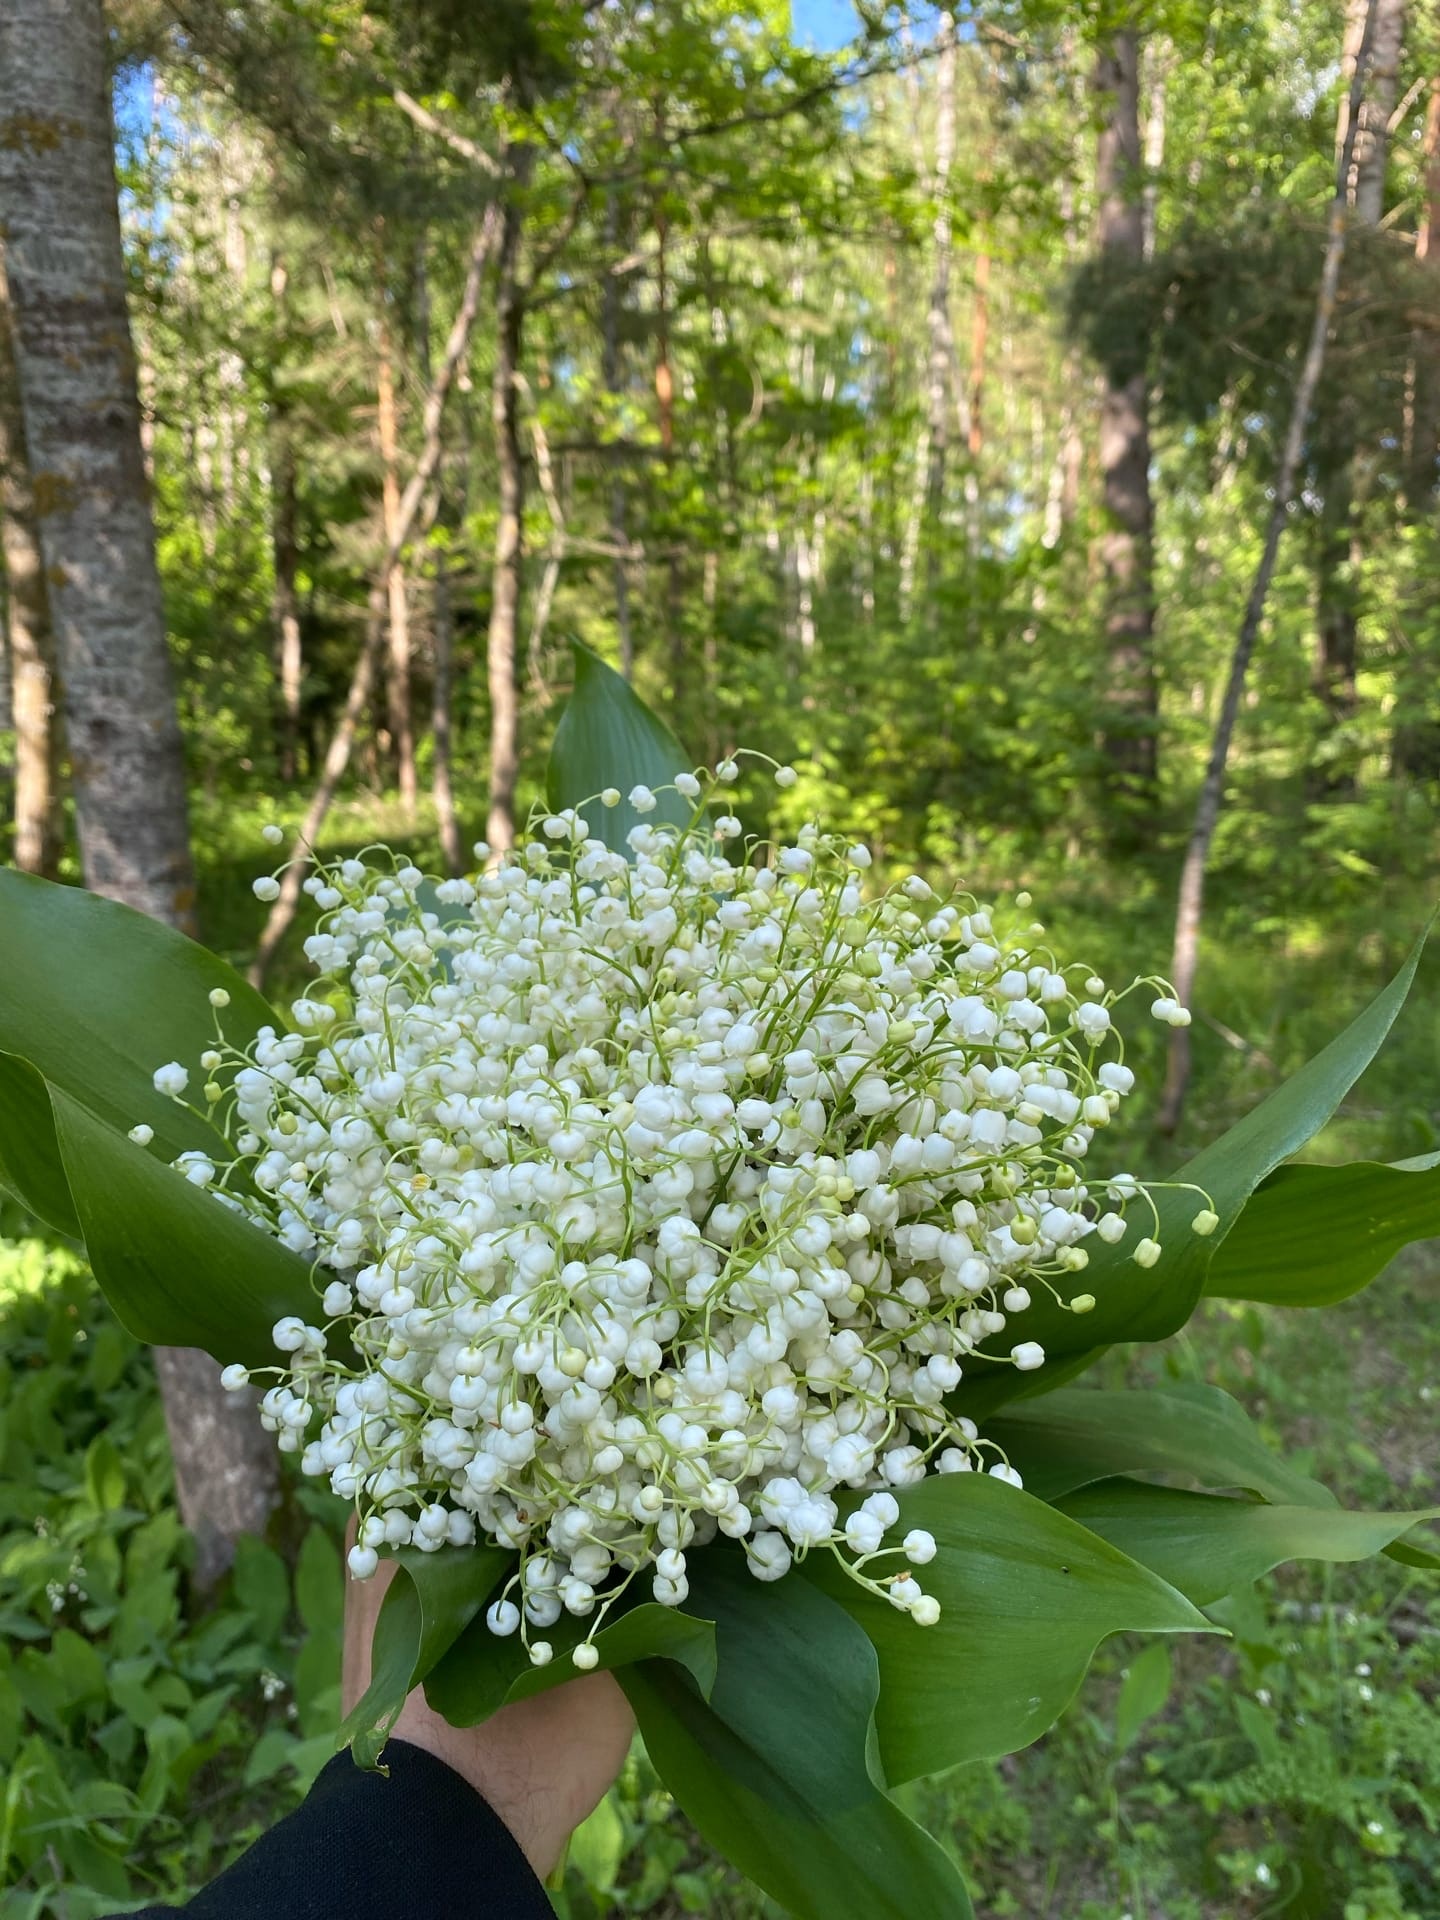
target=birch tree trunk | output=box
[0,0,278,1586]
[0,247,63,878]
[1158,0,1379,1134]
[1094,27,1158,803]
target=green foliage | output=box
[548,642,694,851]
[0,1239,345,1916]
[621,1555,973,1920]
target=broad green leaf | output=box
[568,1791,625,1893]
[621,1553,973,1920]
[0,869,277,1194]
[1057,1479,1440,1606]
[983,1384,1334,1508]
[51,1089,314,1367]
[340,1545,512,1768]
[0,1050,78,1235]
[1204,1156,1440,1308]
[1114,1641,1173,1756]
[800,1472,1208,1784]
[1383,1531,1440,1570]
[295,1527,344,1639]
[546,641,694,852]
[426,1597,716,1726]
[955,929,1429,1418]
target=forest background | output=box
[1,0,1439,1915]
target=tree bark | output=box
[485,174,528,859]
[268,257,304,785]
[1314,0,1405,793]
[0,246,63,878]
[1094,27,1159,802]
[414,236,465,877]
[1393,78,1440,778]
[376,257,417,818]
[1158,0,1379,1134]
[899,10,956,617]
[1341,0,1405,222]
[0,0,278,1585]
[250,207,500,980]
[601,191,634,679]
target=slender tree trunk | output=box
[376,261,417,818]
[250,208,499,979]
[431,539,462,874]
[271,433,303,784]
[485,175,528,859]
[602,193,634,678]
[268,257,303,785]
[1158,0,1379,1134]
[1094,27,1159,803]
[414,237,464,876]
[0,0,278,1586]
[1393,78,1440,778]
[0,248,62,877]
[1314,0,1405,794]
[898,12,956,617]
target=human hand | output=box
[341,1536,635,1880]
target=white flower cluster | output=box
[155,761,1206,1667]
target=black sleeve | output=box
[120,1741,554,1919]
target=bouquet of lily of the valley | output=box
[2,645,1436,1920]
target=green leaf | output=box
[0,1051,78,1235]
[799,1472,1208,1783]
[426,1598,716,1727]
[233,1536,291,1642]
[340,1545,512,1768]
[1056,1480,1440,1607]
[295,1527,344,1639]
[955,928,1429,1418]
[82,1435,127,1513]
[1114,1641,1173,1756]
[567,1791,625,1894]
[50,1089,314,1367]
[621,1553,973,1920]
[983,1384,1334,1508]
[1204,1156,1440,1308]
[0,869,277,1205]
[1383,1532,1440,1571]
[547,641,694,852]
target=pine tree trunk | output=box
[1094,27,1159,803]
[485,175,528,858]
[0,248,63,878]
[0,0,278,1586]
